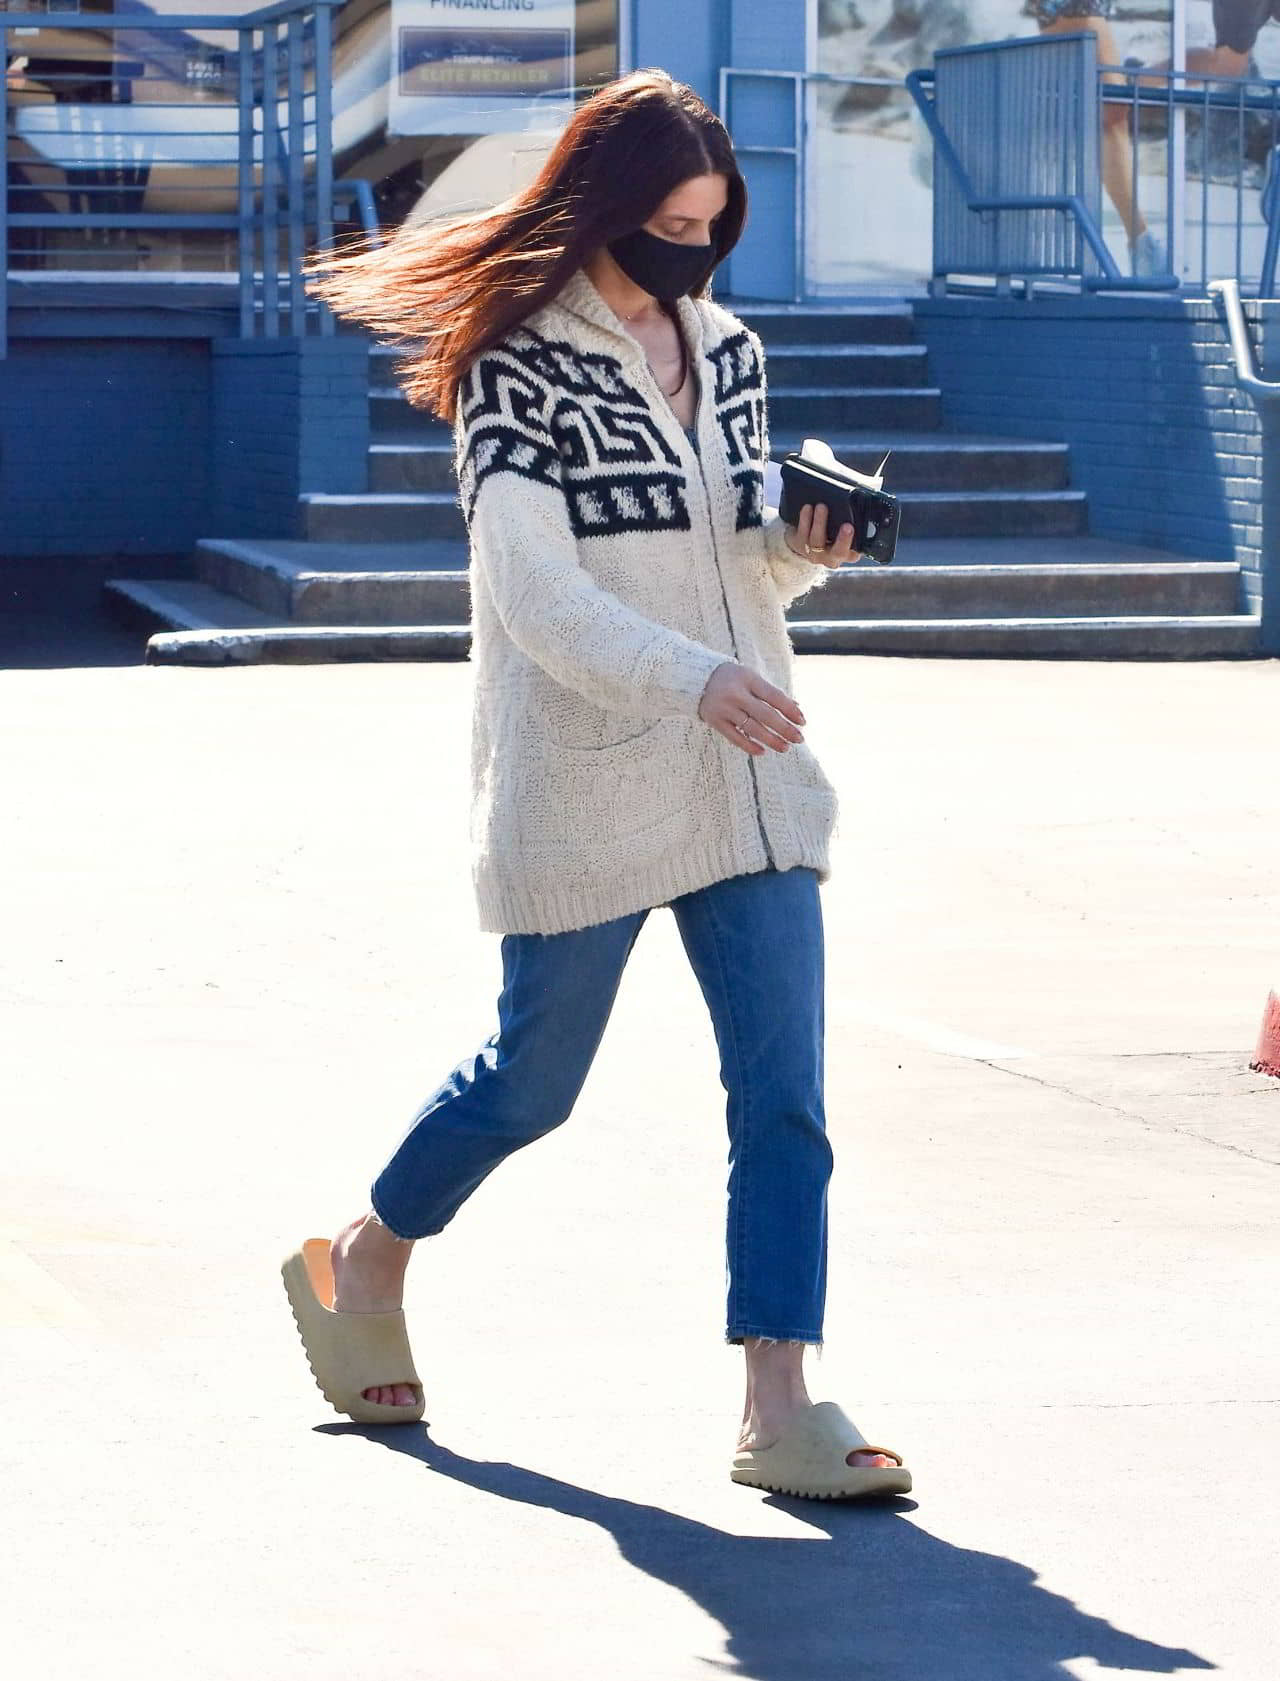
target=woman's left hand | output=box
[783,503,865,567]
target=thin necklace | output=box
[618,298,686,397]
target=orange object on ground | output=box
[1250,990,1280,1079]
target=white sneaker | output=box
[1131,229,1168,278]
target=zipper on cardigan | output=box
[687,425,778,873]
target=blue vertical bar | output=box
[261,21,280,336]
[1236,79,1245,286]
[238,26,255,337]
[1130,73,1139,266]
[993,51,1003,280]
[287,12,304,332]
[1201,79,1209,286]
[1,21,9,360]
[793,72,803,303]
[313,0,335,335]
[1166,66,1175,283]
[1265,89,1280,296]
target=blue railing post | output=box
[313,0,335,333]
[237,26,255,338]
[1,18,9,360]
[2,1,342,354]
[286,12,305,331]
[261,21,279,335]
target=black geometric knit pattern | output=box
[456,331,563,525]
[458,327,693,539]
[707,330,768,533]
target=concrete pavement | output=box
[1,638,1278,1680]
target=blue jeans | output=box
[370,865,832,1346]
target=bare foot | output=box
[329,1213,419,1408]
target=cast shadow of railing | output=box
[320,1424,1215,1681]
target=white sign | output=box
[388,0,576,137]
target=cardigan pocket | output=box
[530,672,666,754]
[511,714,710,854]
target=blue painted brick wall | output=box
[912,294,1277,613]
[0,340,211,557]
[211,336,370,537]
[1,330,371,557]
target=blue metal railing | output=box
[907,32,1176,293]
[910,32,1280,297]
[722,41,1280,300]
[1,0,346,356]
[1101,63,1280,297]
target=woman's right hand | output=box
[697,661,806,757]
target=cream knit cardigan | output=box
[455,266,840,936]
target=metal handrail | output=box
[2,0,345,355]
[1209,276,1280,654]
[334,179,382,246]
[1208,277,1280,403]
[906,64,1179,293]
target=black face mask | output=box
[605,226,715,301]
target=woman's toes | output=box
[361,1383,418,1406]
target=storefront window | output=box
[808,1,1175,293]
[2,0,619,274]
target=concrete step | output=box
[787,562,1243,622]
[766,345,929,387]
[369,432,1071,495]
[181,539,1244,629]
[103,576,279,635]
[194,537,469,625]
[104,564,468,661]
[299,485,1086,543]
[132,610,1261,665]
[370,389,444,436]
[768,434,1070,492]
[370,383,946,436]
[767,386,942,430]
[788,615,1262,657]
[301,491,463,542]
[733,302,917,344]
[144,623,471,665]
[369,441,458,493]
[363,305,920,358]
[110,552,1261,662]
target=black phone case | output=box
[778,455,900,565]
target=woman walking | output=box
[1029,0,1166,276]
[282,69,911,1501]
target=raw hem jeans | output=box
[369,864,832,1347]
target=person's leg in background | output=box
[1033,2,1167,274]
[330,907,651,1406]
[670,865,895,1472]
[1186,0,1268,79]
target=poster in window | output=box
[809,1,1177,291]
[389,0,575,136]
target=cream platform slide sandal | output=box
[281,1238,427,1424]
[731,1401,912,1499]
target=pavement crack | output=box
[975,1059,1280,1167]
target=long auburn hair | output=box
[303,69,747,421]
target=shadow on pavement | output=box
[0,557,174,669]
[319,1424,1216,1681]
